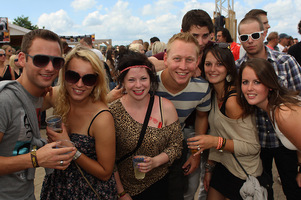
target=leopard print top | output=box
[109,99,183,196]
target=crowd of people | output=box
[0,8,301,200]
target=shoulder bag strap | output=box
[232,153,249,177]
[159,96,164,127]
[116,95,155,165]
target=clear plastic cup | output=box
[46,115,62,133]
[133,156,146,180]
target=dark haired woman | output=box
[187,44,263,199]
[237,58,301,187]
[109,51,183,199]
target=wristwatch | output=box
[73,150,82,160]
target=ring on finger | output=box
[60,160,64,166]
[197,145,201,151]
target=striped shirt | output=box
[156,70,211,124]
[236,46,301,148]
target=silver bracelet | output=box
[73,150,82,160]
[205,163,216,173]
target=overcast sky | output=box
[2,0,301,46]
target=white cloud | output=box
[263,0,300,38]
[142,4,152,16]
[34,0,301,46]
[81,0,147,44]
[71,0,97,11]
[37,10,74,35]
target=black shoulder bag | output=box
[116,95,155,165]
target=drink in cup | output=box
[133,156,145,180]
[186,132,198,154]
[46,115,62,133]
[55,139,75,149]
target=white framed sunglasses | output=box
[239,31,264,42]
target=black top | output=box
[288,42,301,65]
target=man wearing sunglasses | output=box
[236,16,301,200]
[0,29,76,200]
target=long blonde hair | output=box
[55,45,109,123]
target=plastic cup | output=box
[46,115,62,133]
[55,140,75,156]
[186,132,198,154]
[133,156,146,180]
[55,139,75,149]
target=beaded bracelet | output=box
[216,137,223,150]
[219,138,227,152]
[30,146,39,168]
[205,162,216,173]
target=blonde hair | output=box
[129,43,144,53]
[151,41,167,55]
[166,32,200,56]
[55,45,109,123]
[9,55,17,70]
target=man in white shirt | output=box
[277,33,290,53]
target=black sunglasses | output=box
[26,54,65,70]
[205,41,230,50]
[0,53,6,57]
[239,31,264,42]
[65,70,98,86]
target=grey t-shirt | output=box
[0,82,43,200]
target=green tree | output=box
[13,15,39,30]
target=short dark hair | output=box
[245,9,267,18]
[181,9,214,33]
[217,27,233,43]
[150,37,160,43]
[117,51,158,94]
[21,29,62,55]
[82,37,93,46]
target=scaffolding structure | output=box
[214,0,237,42]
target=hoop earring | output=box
[226,74,232,82]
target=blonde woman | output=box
[9,55,22,79]
[41,46,117,199]
[0,49,15,80]
[2,45,13,66]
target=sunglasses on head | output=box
[239,31,264,42]
[213,42,230,49]
[0,53,6,57]
[205,41,230,50]
[26,54,65,70]
[65,70,98,86]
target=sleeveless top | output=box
[41,110,117,200]
[271,110,299,151]
[0,65,13,81]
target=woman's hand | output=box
[187,135,218,155]
[137,156,155,173]
[204,171,212,192]
[107,86,125,103]
[46,123,70,142]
